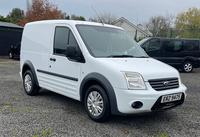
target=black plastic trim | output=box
[23,60,39,86]
[37,69,78,82]
[151,92,185,111]
[80,73,123,115]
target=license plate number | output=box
[161,93,182,103]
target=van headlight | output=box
[122,72,146,90]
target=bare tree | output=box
[143,12,174,37]
[89,12,118,24]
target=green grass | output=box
[12,110,18,113]
[67,110,75,113]
[80,118,88,121]
[12,131,16,136]
[26,109,33,113]
[188,110,198,114]
[39,129,52,135]
[159,133,169,137]
[33,129,55,136]
[51,133,55,136]
[40,114,47,118]
[6,63,12,65]
[2,105,10,109]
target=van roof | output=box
[25,20,122,29]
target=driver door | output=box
[48,25,82,100]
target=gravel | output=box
[0,57,199,137]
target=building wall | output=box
[114,21,147,40]
[0,27,23,56]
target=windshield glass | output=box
[76,25,148,58]
[138,37,150,45]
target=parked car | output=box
[20,20,187,122]
[138,37,200,73]
[9,42,21,59]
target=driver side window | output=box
[54,27,79,55]
[54,27,69,55]
[142,39,160,51]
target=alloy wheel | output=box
[87,91,104,116]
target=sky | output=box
[0,0,200,25]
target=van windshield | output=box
[138,38,150,45]
[76,25,148,58]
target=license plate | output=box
[161,93,182,103]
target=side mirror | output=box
[66,45,76,58]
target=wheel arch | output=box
[80,73,122,115]
[22,60,39,86]
[182,56,195,64]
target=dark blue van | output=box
[138,38,200,73]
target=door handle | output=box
[50,58,56,62]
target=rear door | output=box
[47,25,83,100]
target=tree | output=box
[7,8,24,24]
[19,0,66,26]
[65,15,70,20]
[175,7,200,38]
[70,14,86,21]
[0,15,14,23]
[89,12,118,24]
[143,12,174,37]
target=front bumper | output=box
[113,83,187,114]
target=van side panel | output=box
[21,23,54,53]
[21,23,54,86]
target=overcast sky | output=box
[0,0,200,25]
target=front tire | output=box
[9,51,13,59]
[84,85,111,122]
[23,70,39,96]
[182,61,193,73]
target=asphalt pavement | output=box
[0,57,199,137]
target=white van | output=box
[20,20,187,122]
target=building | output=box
[112,17,149,40]
[0,21,23,56]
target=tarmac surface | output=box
[0,57,199,137]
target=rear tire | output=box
[182,61,193,73]
[23,70,39,96]
[84,85,111,122]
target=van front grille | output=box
[148,78,179,91]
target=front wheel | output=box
[23,70,39,95]
[9,51,13,59]
[182,61,193,73]
[84,85,111,122]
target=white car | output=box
[20,20,187,122]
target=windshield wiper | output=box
[107,55,135,58]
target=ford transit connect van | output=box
[138,37,200,73]
[20,20,187,122]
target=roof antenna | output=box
[91,5,104,26]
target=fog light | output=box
[131,101,143,109]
